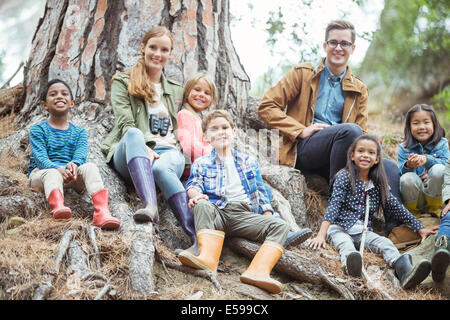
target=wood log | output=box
[110,202,157,296]
[0,83,24,115]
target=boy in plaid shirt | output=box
[178,110,310,294]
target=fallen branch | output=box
[155,253,223,293]
[86,226,101,270]
[291,284,317,300]
[33,229,74,300]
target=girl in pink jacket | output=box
[177,72,216,165]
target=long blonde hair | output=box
[128,26,174,103]
[182,72,218,108]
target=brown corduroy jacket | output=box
[258,58,369,167]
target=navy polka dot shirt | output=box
[323,170,424,232]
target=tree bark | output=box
[20,0,250,126]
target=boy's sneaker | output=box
[284,228,312,249]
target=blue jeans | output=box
[112,128,186,199]
[438,213,450,237]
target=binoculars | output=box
[150,114,170,136]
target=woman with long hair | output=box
[101,26,197,252]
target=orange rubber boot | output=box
[240,241,285,294]
[92,189,120,229]
[48,189,72,220]
[178,229,225,273]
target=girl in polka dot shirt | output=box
[309,135,435,289]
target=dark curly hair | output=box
[40,79,74,102]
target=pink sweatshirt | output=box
[177,109,213,163]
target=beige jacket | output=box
[258,58,369,167]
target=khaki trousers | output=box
[400,164,445,207]
[193,199,289,246]
[29,162,104,199]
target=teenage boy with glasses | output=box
[259,20,403,236]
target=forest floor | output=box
[0,110,448,301]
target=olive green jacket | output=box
[101,72,184,163]
[444,159,450,205]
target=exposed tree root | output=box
[155,251,224,294]
[362,267,394,300]
[33,226,116,300]
[291,284,317,300]
[33,229,74,300]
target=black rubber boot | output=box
[394,253,431,289]
[343,252,362,277]
[431,235,449,283]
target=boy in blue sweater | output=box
[28,79,120,229]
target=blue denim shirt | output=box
[397,137,450,176]
[186,149,273,214]
[313,60,347,125]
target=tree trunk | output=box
[20,0,250,126]
[0,0,312,299]
[12,0,253,297]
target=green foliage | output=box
[360,0,449,93]
[265,7,286,50]
[432,85,450,139]
[250,64,294,97]
[251,1,323,97]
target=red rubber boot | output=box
[48,189,72,219]
[92,189,120,229]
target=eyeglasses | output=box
[326,40,353,49]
